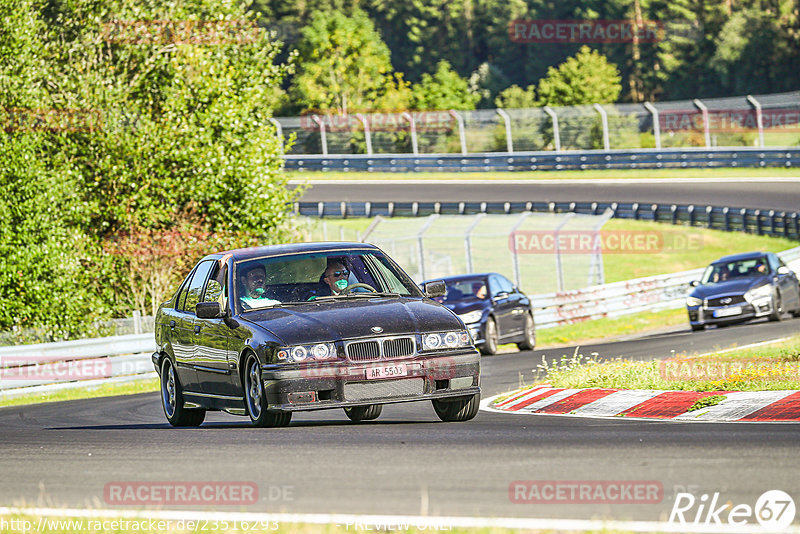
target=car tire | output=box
[243,354,292,428]
[480,317,498,356]
[160,357,205,427]
[344,404,382,422]
[769,291,783,322]
[691,324,705,332]
[516,313,536,351]
[432,393,480,422]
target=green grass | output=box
[0,377,159,408]
[534,308,687,348]
[534,334,800,392]
[289,166,800,181]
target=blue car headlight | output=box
[686,296,703,307]
[745,284,772,303]
[458,310,483,324]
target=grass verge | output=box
[536,334,800,391]
[0,377,159,409]
[289,167,800,181]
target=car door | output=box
[193,260,240,398]
[497,274,526,336]
[770,253,800,310]
[172,261,215,393]
[489,274,517,339]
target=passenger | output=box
[755,260,767,275]
[472,282,488,299]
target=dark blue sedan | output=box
[424,273,536,355]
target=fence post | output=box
[755,209,762,235]
[688,204,695,226]
[269,118,283,152]
[416,214,439,281]
[543,106,561,151]
[651,203,659,222]
[692,99,711,148]
[643,102,661,149]
[133,310,142,335]
[464,213,485,273]
[355,113,373,155]
[495,108,513,153]
[746,95,765,148]
[311,114,328,155]
[740,207,748,233]
[449,110,468,155]
[706,205,713,228]
[509,212,533,290]
[401,112,419,155]
[593,103,610,151]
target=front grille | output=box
[345,336,416,361]
[383,337,414,358]
[344,378,424,401]
[706,295,747,308]
[346,340,380,362]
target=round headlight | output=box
[424,333,442,350]
[443,331,460,348]
[291,346,308,362]
[312,343,331,360]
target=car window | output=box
[202,261,227,308]
[443,279,488,301]
[489,274,511,297]
[767,254,780,272]
[182,260,215,314]
[495,275,515,294]
[701,257,769,283]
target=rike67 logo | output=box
[669,490,796,530]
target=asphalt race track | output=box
[1,318,800,523]
[293,178,800,212]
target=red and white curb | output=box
[482,385,800,422]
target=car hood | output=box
[691,276,769,298]
[443,298,490,316]
[241,297,460,345]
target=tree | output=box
[494,84,537,109]
[537,46,622,107]
[290,8,397,114]
[411,60,480,110]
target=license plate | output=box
[713,306,742,318]
[365,363,407,380]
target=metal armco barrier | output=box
[532,245,800,329]
[296,200,800,240]
[285,148,800,172]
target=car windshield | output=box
[440,279,489,302]
[234,250,422,311]
[701,257,769,284]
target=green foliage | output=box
[0,0,298,339]
[290,8,399,114]
[537,46,622,107]
[494,85,537,109]
[411,60,480,111]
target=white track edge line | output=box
[2,506,796,534]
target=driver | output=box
[322,260,350,296]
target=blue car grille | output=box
[705,295,747,308]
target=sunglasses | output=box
[328,270,349,278]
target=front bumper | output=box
[260,349,481,412]
[687,298,774,327]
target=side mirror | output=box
[492,291,509,302]
[689,280,700,287]
[196,301,223,319]
[777,266,791,275]
[424,280,447,298]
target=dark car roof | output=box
[711,251,769,264]
[204,242,381,262]
[423,273,496,283]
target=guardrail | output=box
[297,200,800,240]
[285,147,800,172]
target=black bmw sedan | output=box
[686,251,800,331]
[153,242,480,427]
[423,273,536,355]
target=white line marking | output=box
[572,390,663,416]
[2,506,793,534]
[673,390,799,421]
[290,177,800,185]
[694,336,793,357]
